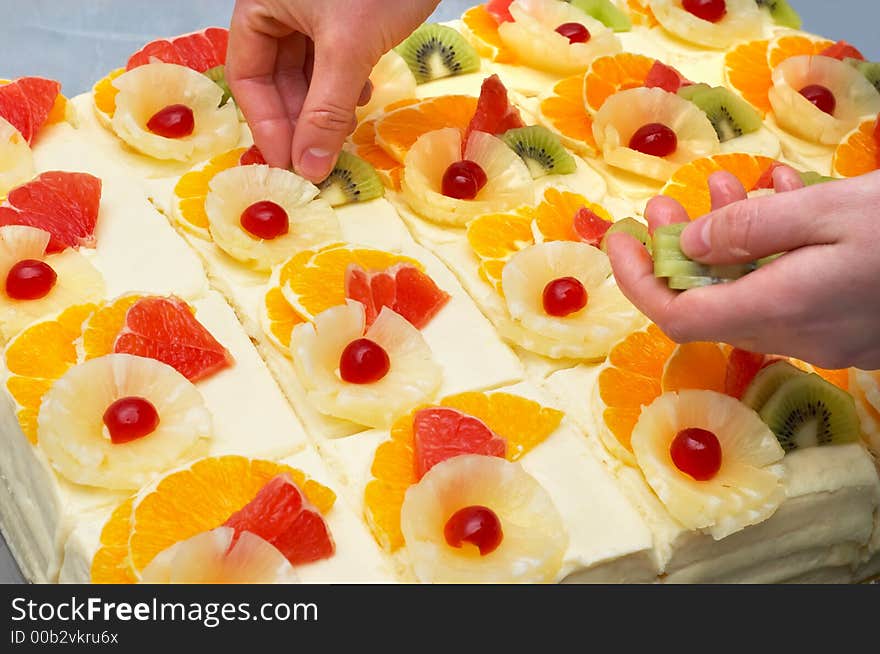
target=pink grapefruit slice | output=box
[344,263,451,329]
[127,27,229,73]
[413,407,507,479]
[0,77,62,144]
[462,74,525,153]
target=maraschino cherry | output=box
[5,260,57,300]
[629,123,678,157]
[240,200,290,240]
[339,338,391,384]
[542,277,588,317]
[103,396,160,445]
[555,22,591,44]
[682,0,727,23]
[444,505,504,556]
[670,427,723,481]
[800,85,836,115]
[441,160,488,200]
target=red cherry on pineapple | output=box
[542,277,589,317]
[555,22,591,44]
[146,104,195,139]
[240,200,290,240]
[629,123,678,157]
[444,505,504,556]
[441,160,488,200]
[5,260,57,300]
[682,0,727,23]
[103,396,160,445]
[670,428,723,481]
[339,338,391,384]
[799,85,836,115]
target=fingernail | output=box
[682,220,712,258]
[297,148,334,180]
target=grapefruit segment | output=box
[127,28,228,73]
[725,348,767,399]
[573,207,613,247]
[0,172,101,252]
[413,407,507,479]
[644,61,692,93]
[223,474,335,566]
[0,77,62,144]
[344,263,450,329]
[113,296,234,382]
[462,74,525,153]
[487,0,515,23]
[820,40,864,62]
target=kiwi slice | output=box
[845,59,880,93]
[395,24,480,84]
[742,360,807,411]
[568,0,632,32]
[653,259,755,279]
[678,85,763,142]
[318,151,384,207]
[204,65,232,106]
[652,223,758,289]
[651,223,689,261]
[755,0,802,29]
[759,373,861,452]
[799,171,838,186]
[600,218,651,253]
[500,126,577,178]
[666,275,741,290]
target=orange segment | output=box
[662,154,776,219]
[833,118,878,178]
[461,5,517,64]
[724,40,772,115]
[466,210,534,292]
[263,286,306,350]
[46,94,69,126]
[82,295,143,359]
[280,244,420,320]
[93,68,125,121]
[533,187,612,242]
[374,95,478,163]
[661,343,728,393]
[351,121,404,190]
[608,324,676,377]
[91,498,137,584]
[767,35,833,69]
[583,53,656,114]
[603,406,643,452]
[128,456,335,573]
[626,0,659,27]
[4,303,97,443]
[539,74,596,154]
[172,147,247,238]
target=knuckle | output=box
[720,202,760,256]
[304,103,354,132]
[658,318,693,344]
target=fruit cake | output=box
[1,0,880,585]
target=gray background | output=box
[0,0,876,583]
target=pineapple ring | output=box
[0,117,34,197]
[500,241,645,360]
[400,454,568,583]
[648,0,764,49]
[498,0,622,76]
[204,164,341,272]
[0,226,105,342]
[768,55,880,145]
[358,50,418,120]
[38,353,212,490]
[111,62,240,162]
[290,301,442,429]
[401,128,534,226]
[140,527,299,584]
[592,87,721,181]
[631,390,785,540]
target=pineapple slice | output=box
[500,241,645,360]
[204,164,341,272]
[631,390,785,540]
[497,0,622,75]
[592,87,720,180]
[400,454,567,583]
[140,527,299,584]
[401,128,533,226]
[357,50,418,120]
[648,0,763,49]
[0,226,104,341]
[290,301,442,429]
[111,62,240,161]
[769,55,880,145]
[38,353,212,490]
[0,117,34,197]
[851,369,880,455]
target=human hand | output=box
[227,0,440,181]
[607,167,880,370]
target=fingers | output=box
[607,232,680,326]
[273,33,309,127]
[290,38,373,182]
[227,4,295,168]
[644,195,690,234]
[771,165,804,193]
[708,171,747,210]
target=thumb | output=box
[291,40,372,182]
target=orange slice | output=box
[91,456,336,582]
[723,40,772,115]
[461,5,517,64]
[539,74,597,154]
[833,117,878,178]
[767,34,833,69]
[92,68,125,124]
[532,187,613,242]
[172,147,247,238]
[3,303,97,443]
[364,391,563,552]
[466,210,534,292]
[661,342,728,393]
[81,294,143,359]
[374,95,479,163]
[661,153,777,219]
[583,53,656,114]
[262,286,307,351]
[626,0,660,27]
[351,120,404,190]
[279,244,420,322]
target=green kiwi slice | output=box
[600,218,651,253]
[799,171,838,186]
[204,65,232,106]
[568,0,632,32]
[845,59,880,93]
[755,0,802,29]
[652,223,758,289]
[500,126,577,178]
[395,24,480,84]
[759,373,861,452]
[653,259,755,279]
[318,151,384,207]
[742,360,807,411]
[678,85,763,142]
[651,223,688,261]
[666,275,740,290]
